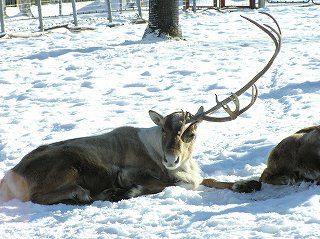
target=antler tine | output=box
[260,12,282,35]
[187,12,281,124]
[179,109,187,134]
[201,84,258,122]
[214,93,240,121]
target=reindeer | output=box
[260,125,320,185]
[0,13,281,205]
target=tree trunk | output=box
[143,0,182,39]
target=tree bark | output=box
[143,0,182,39]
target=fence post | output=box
[118,0,122,13]
[249,0,256,8]
[0,0,5,33]
[71,0,78,26]
[59,0,63,15]
[37,0,44,31]
[106,0,112,23]
[192,0,196,12]
[258,0,265,8]
[213,0,218,7]
[184,0,190,10]
[136,0,142,18]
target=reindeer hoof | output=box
[127,185,143,198]
[94,188,130,202]
[232,180,262,193]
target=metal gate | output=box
[183,0,256,9]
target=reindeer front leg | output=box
[93,177,174,202]
[202,178,261,193]
[131,175,177,197]
[93,167,176,202]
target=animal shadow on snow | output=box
[200,140,272,179]
[20,47,104,61]
[183,183,319,228]
[260,81,320,100]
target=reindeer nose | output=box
[163,154,181,170]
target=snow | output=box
[1,3,320,239]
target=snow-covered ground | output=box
[1,3,320,238]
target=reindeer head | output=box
[149,109,203,170]
[147,12,282,171]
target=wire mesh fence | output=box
[183,0,257,8]
[183,0,317,8]
[3,0,149,18]
[1,0,318,35]
[267,0,319,4]
[0,0,152,33]
[3,0,149,9]
[0,1,191,34]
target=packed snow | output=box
[1,3,320,239]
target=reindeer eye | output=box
[181,132,195,143]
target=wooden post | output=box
[119,0,122,13]
[0,0,5,33]
[249,0,256,8]
[71,0,78,26]
[59,0,62,15]
[136,0,142,18]
[106,0,112,23]
[258,0,265,8]
[185,0,190,10]
[213,0,218,7]
[220,0,225,8]
[37,0,44,32]
[192,0,196,12]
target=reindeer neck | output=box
[137,126,163,164]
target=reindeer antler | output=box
[187,12,282,123]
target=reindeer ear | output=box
[149,110,164,126]
[181,122,198,143]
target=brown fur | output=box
[0,112,204,204]
[260,125,320,185]
[0,110,262,205]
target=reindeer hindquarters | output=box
[0,170,30,202]
[259,168,298,185]
[260,128,320,185]
[259,155,299,185]
[26,165,89,205]
[295,128,320,182]
[31,184,92,205]
[28,162,121,205]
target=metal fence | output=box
[1,0,318,35]
[183,0,318,9]
[0,1,193,34]
[267,0,319,4]
[4,0,148,8]
[184,0,256,8]
[0,0,151,33]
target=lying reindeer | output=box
[0,13,281,204]
[260,125,320,185]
